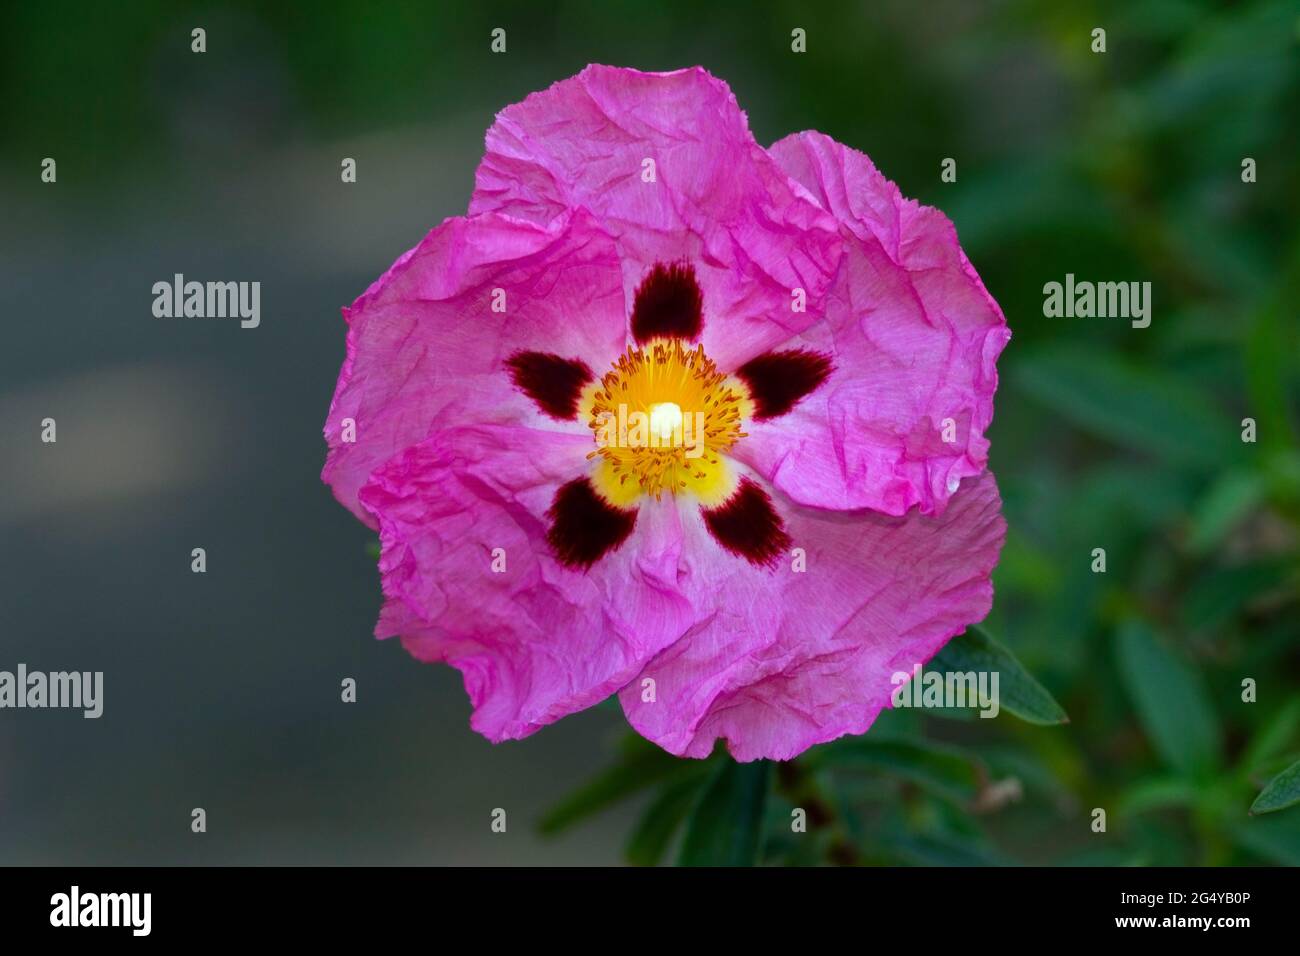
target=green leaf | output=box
[878,831,1009,867]
[677,759,772,866]
[930,625,1069,725]
[1186,470,1264,553]
[1250,753,1300,783]
[1015,345,1235,468]
[624,771,711,866]
[1115,620,1222,778]
[1241,698,1300,775]
[538,742,687,835]
[1184,559,1292,632]
[1251,759,1300,815]
[810,738,983,805]
[1117,777,1197,817]
[1232,813,1300,865]
[1245,293,1300,453]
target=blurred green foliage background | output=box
[2,0,1296,865]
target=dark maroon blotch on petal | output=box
[735,348,833,420]
[547,478,638,569]
[702,477,791,567]
[505,351,593,419]
[630,261,704,343]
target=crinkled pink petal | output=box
[470,65,844,372]
[619,470,1005,761]
[736,131,1010,516]
[357,424,708,742]
[322,208,627,526]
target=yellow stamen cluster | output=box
[585,339,748,505]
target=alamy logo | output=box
[0,664,103,718]
[1042,273,1151,328]
[152,273,261,328]
[890,662,1000,718]
[593,402,706,458]
[50,886,151,936]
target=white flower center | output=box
[648,401,683,440]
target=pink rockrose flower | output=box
[322,65,1009,762]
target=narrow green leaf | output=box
[1251,759,1300,815]
[1015,345,1235,468]
[1115,620,1222,778]
[538,743,687,835]
[1187,470,1264,553]
[677,759,772,866]
[1232,813,1300,865]
[1117,777,1197,817]
[930,625,1069,725]
[1250,753,1300,783]
[625,770,711,866]
[1184,559,1291,632]
[879,831,1008,867]
[810,738,983,805]
[1241,698,1300,775]
[1245,292,1299,452]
